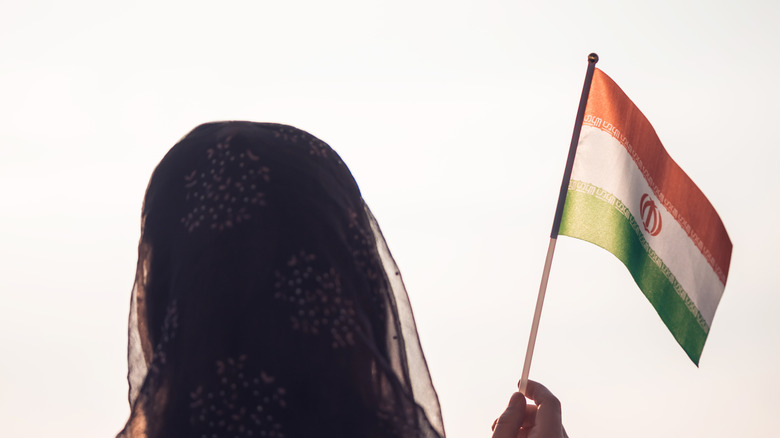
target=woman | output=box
[118,122,564,438]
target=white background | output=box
[1,1,777,437]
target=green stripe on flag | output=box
[559,181,709,365]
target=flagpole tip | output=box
[588,53,599,64]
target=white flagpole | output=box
[518,53,599,394]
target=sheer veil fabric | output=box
[118,122,445,438]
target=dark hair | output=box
[119,122,444,438]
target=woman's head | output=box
[120,122,444,438]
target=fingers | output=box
[520,380,560,409]
[519,380,562,435]
[491,392,527,438]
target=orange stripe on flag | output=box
[584,68,732,284]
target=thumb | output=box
[492,392,527,438]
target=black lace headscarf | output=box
[118,122,445,438]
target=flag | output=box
[558,68,732,365]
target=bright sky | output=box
[1,1,778,437]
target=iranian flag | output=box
[558,68,732,365]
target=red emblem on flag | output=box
[640,193,662,236]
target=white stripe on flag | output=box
[572,126,725,326]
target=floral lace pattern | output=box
[273,250,359,349]
[268,125,331,159]
[189,355,287,438]
[181,135,271,233]
[121,122,445,438]
[347,209,388,320]
[149,300,178,373]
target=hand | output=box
[491,380,567,438]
